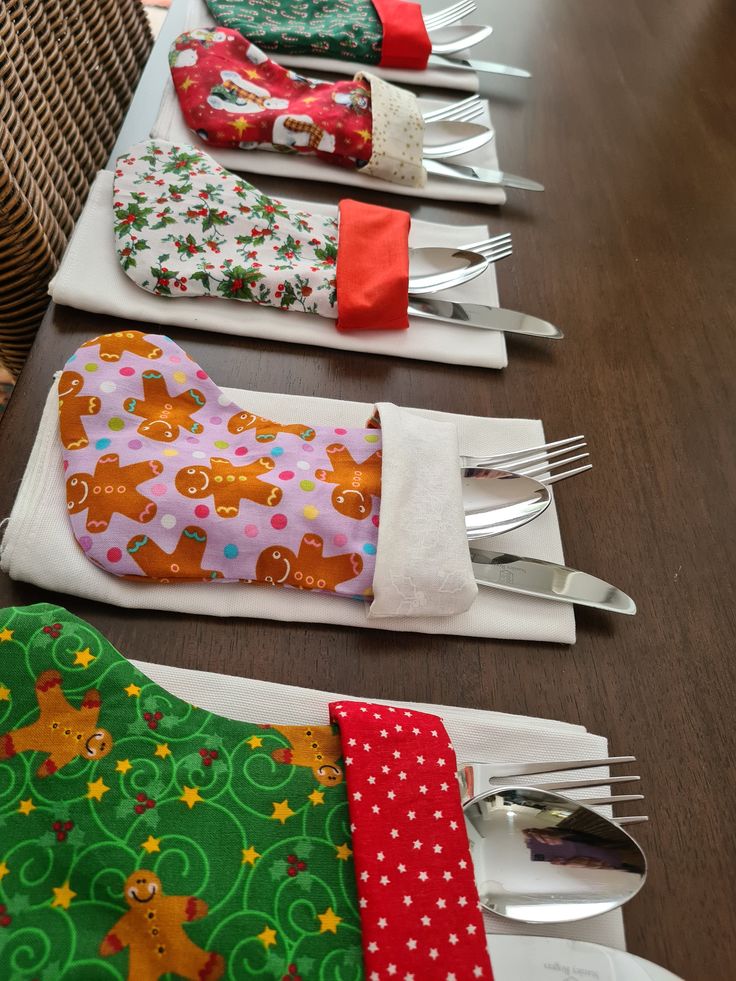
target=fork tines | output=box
[425,1,477,31]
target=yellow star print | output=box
[241,845,261,866]
[257,925,277,949]
[356,129,372,142]
[229,116,252,136]
[73,647,95,669]
[115,759,133,774]
[17,798,36,816]
[154,743,171,759]
[0,628,13,642]
[124,683,141,698]
[141,835,161,854]
[335,843,352,861]
[51,881,77,910]
[180,75,195,92]
[0,861,9,882]
[308,789,325,806]
[270,800,295,824]
[317,906,342,934]
[87,777,110,801]
[244,69,260,80]
[0,684,10,702]
[245,735,263,749]
[180,786,203,809]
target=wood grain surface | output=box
[1,0,734,977]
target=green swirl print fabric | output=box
[0,604,362,980]
[205,0,384,65]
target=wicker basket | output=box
[0,0,153,377]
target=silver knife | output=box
[408,296,562,339]
[470,548,636,614]
[424,158,544,191]
[429,53,532,78]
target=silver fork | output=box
[424,0,477,31]
[423,94,484,124]
[422,99,485,125]
[457,231,512,264]
[461,434,592,484]
[458,756,647,825]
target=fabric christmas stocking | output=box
[59,330,382,598]
[113,140,412,330]
[0,603,493,979]
[169,29,426,188]
[204,0,432,70]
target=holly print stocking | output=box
[115,140,339,317]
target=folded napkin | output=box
[58,331,477,617]
[0,603,491,979]
[171,28,426,187]
[2,377,575,642]
[154,77,505,205]
[49,171,509,369]
[133,650,625,949]
[188,0,479,91]
[204,0,431,70]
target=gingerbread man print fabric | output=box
[59,331,381,597]
[0,604,363,980]
[0,605,494,979]
[114,140,339,318]
[170,29,376,171]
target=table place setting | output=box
[0,330,635,642]
[191,0,530,90]
[47,140,560,368]
[0,602,667,981]
[151,26,540,204]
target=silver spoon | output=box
[463,786,647,924]
[429,24,494,55]
[408,247,488,294]
[462,468,550,539]
[422,119,494,160]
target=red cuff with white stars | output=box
[329,700,494,981]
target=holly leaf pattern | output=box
[114,141,339,317]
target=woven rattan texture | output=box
[0,0,153,375]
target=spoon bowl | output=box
[422,119,494,159]
[463,786,647,924]
[462,467,550,539]
[408,247,488,294]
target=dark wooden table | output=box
[2,0,735,977]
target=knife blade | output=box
[470,548,636,614]
[408,296,563,339]
[424,158,544,191]
[429,53,532,78]
[486,936,682,981]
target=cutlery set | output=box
[424,1,531,77]
[408,235,561,337]
[460,436,636,614]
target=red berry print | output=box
[285,854,307,878]
[0,904,11,928]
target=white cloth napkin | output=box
[1,382,575,643]
[186,0,480,92]
[129,656,624,948]
[152,77,506,206]
[49,172,509,369]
